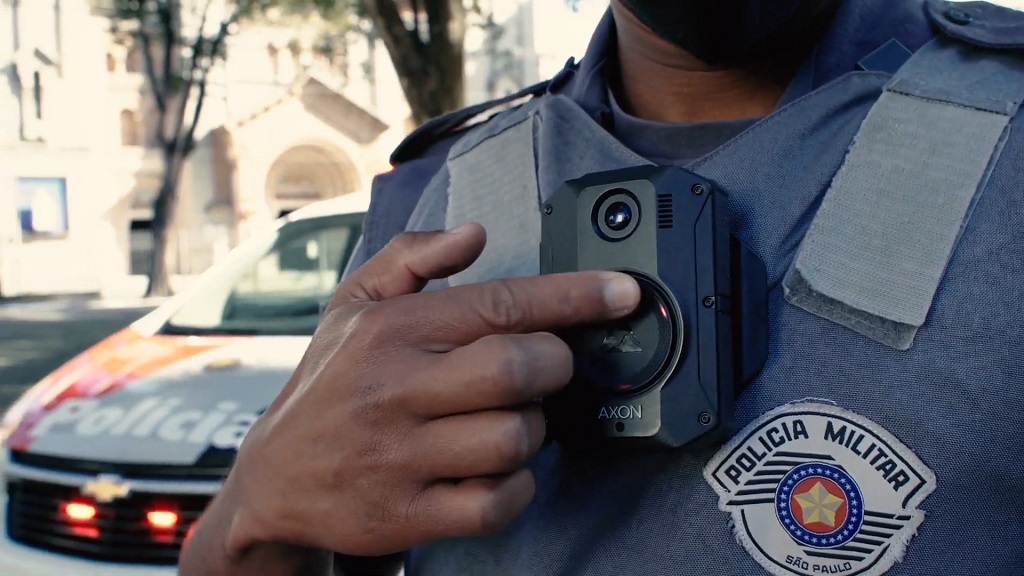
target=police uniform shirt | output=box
[345,1,1024,574]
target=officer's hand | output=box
[220,223,641,559]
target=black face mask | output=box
[618,0,842,67]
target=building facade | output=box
[0,0,605,298]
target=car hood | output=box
[3,327,309,466]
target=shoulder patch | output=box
[926,0,1024,50]
[389,78,553,166]
[703,402,936,576]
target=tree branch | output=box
[360,0,425,69]
[168,0,213,155]
[180,10,236,159]
[411,0,422,39]
[424,0,451,47]
[360,0,434,122]
[167,59,196,157]
[138,30,167,116]
[159,0,176,101]
[195,0,215,48]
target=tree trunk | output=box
[361,0,467,126]
[410,42,464,124]
[144,160,181,298]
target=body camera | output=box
[540,165,768,450]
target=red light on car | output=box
[147,510,178,529]
[64,502,97,522]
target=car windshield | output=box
[161,212,364,337]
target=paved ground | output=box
[0,298,158,411]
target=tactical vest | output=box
[346,2,1024,574]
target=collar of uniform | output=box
[552,8,617,128]
[805,0,935,88]
[553,0,937,120]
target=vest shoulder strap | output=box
[784,7,1024,350]
[389,78,554,166]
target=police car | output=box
[0,191,370,575]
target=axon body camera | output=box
[540,166,769,450]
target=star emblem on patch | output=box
[703,402,936,576]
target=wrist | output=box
[179,460,330,576]
[222,483,332,575]
[219,459,286,560]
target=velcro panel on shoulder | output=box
[784,37,1024,350]
[446,111,541,287]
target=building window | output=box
[16,178,68,240]
[129,219,154,275]
[120,109,141,146]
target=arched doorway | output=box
[264,143,360,218]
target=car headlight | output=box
[0,391,34,448]
[0,414,16,447]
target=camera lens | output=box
[604,202,633,232]
[593,189,640,241]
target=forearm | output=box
[178,486,332,576]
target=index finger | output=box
[328,224,487,311]
[387,271,641,347]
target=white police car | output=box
[0,191,370,574]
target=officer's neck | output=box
[610,4,801,125]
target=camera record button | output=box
[572,276,679,397]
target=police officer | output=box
[180,0,1024,574]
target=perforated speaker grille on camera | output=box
[657,194,673,229]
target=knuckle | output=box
[351,378,390,423]
[482,280,527,332]
[353,428,407,491]
[402,490,428,528]
[483,336,530,398]
[316,304,348,330]
[386,231,420,254]
[348,305,395,348]
[556,286,579,315]
[348,408,385,451]
[377,493,405,529]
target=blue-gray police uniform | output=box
[340,1,1024,574]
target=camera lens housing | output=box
[593,189,640,241]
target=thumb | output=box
[328,223,487,310]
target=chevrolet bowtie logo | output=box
[81,475,132,504]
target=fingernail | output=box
[602,273,640,315]
[448,223,472,234]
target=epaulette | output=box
[389,78,554,166]
[925,0,1024,50]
